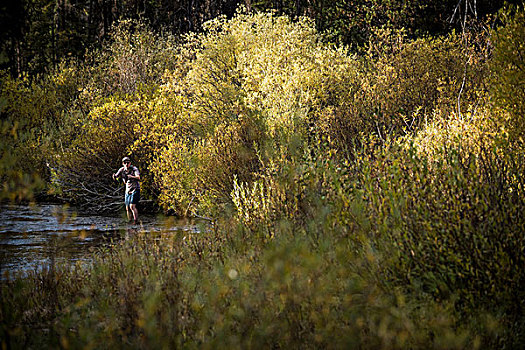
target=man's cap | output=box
[122,157,131,163]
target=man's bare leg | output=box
[126,205,132,222]
[130,204,139,224]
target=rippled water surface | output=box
[0,203,199,278]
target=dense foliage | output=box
[1,2,525,349]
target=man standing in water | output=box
[113,157,141,224]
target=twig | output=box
[190,213,214,222]
[450,0,463,23]
[457,55,472,118]
[184,194,196,217]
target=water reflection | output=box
[0,203,199,278]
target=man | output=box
[113,156,141,224]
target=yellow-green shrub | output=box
[152,10,368,213]
[231,173,295,237]
[367,32,487,136]
[0,65,83,199]
[339,111,525,345]
[410,108,502,162]
[79,20,179,106]
[51,97,153,209]
[153,113,265,216]
[489,6,525,142]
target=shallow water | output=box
[0,203,199,278]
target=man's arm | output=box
[113,167,123,180]
[128,167,140,181]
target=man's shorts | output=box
[125,189,140,206]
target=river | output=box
[0,203,200,279]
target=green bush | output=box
[0,65,83,200]
[366,31,487,137]
[489,5,525,142]
[50,96,158,211]
[337,115,525,346]
[227,108,524,347]
[80,20,179,105]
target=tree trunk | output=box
[103,0,111,37]
[87,0,94,43]
[273,0,282,12]
[15,40,22,77]
[52,0,58,68]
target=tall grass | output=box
[0,221,488,349]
